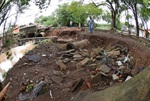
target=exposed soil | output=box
[2,27,150,101]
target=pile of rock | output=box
[56,40,138,90]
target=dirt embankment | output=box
[79,32,150,68]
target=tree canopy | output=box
[35,1,102,27]
[0,0,51,27]
[92,0,150,36]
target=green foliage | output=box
[2,72,7,78]
[96,24,111,30]
[4,36,15,48]
[66,1,102,26]
[26,84,34,92]
[39,39,53,44]
[35,1,102,27]
[35,15,58,26]
[121,0,149,36]
[56,3,71,26]
[6,51,12,59]
[102,11,111,24]
[139,0,150,29]
[116,18,121,30]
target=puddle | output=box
[0,41,35,81]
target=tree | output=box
[49,1,102,27]
[102,11,111,24]
[67,1,102,27]
[125,13,133,34]
[55,3,72,26]
[139,1,150,30]
[0,0,51,27]
[122,0,145,37]
[35,15,58,26]
[92,0,121,29]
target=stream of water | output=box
[0,41,35,81]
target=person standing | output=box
[88,16,94,33]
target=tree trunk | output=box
[112,11,116,29]
[133,4,139,37]
[134,14,139,37]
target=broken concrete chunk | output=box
[63,49,75,54]
[100,72,108,77]
[57,60,67,71]
[76,58,90,69]
[112,74,119,81]
[89,64,97,67]
[106,58,115,65]
[107,50,120,57]
[76,63,82,69]
[116,61,123,66]
[62,54,73,58]
[63,58,71,63]
[50,76,63,85]
[73,54,82,58]
[98,64,111,73]
[80,58,90,66]
[52,70,64,76]
[73,39,90,49]
[91,47,103,57]
[91,72,101,84]
[125,76,132,81]
[27,54,41,63]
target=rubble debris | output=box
[125,76,132,81]
[91,47,103,58]
[57,38,74,43]
[112,74,119,81]
[98,64,111,73]
[49,90,53,99]
[123,54,130,63]
[50,76,63,85]
[91,72,101,84]
[52,70,64,76]
[56,43,136,89]
[67,39,90,49]
[57,60,67,71]
[71,78,84,92]
[27,54,41,63]
[84,79,91,89]
[76,58,90,69]
[73,54,82,59]
[116,61,123,66]
[107,50,120,57]
[19,81,46,101]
